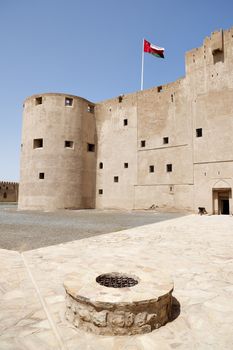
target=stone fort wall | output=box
[19,27,233,214]
[0,182,19,202]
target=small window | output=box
[39,172,44,179]
[87,105,94,113]
[99,189,103,195]
[87,143,95,152]
[163,137,169,144]
[33,138,43,149]
[123,119,128,126]
[141,140,146,147]
[65,97,73,106]
[35,97,42,105]
[166,164,172,172]
[196,128,202,137]
[64,140,74,148]
[149,165,154,173]
[3,192,7,199]
[171,94,174,102]
[124,162,128,168]
[6,186,8,190]
[118,95,123,103]
[99,162,103,169]
[114,176,119,183]
[157,86,162,93]
[169,186,174,192]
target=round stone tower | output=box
[18,93,96,211]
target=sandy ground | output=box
[0,204,183,251]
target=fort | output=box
[0,181,18,202]
[19,27,233,214]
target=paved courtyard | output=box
[0,210,233,349]
[0,204,182,251]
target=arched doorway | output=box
[212,180,232,215]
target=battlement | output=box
[185,27,233,76]
[0,181,18,186]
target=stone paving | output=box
[0,214,233,349]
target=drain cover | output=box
[96,272,138,288]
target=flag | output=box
[144,39,165,58]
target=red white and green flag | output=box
[144,39,165,58]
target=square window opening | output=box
[157,86,162,93]
[166,164,172,172]
[99,189,103,195]
[196,128,202,137]
[65,140,74,148]
[163,137,169,144]
[141,140,146,147]
[65,97,73,106]
[87,105,94,113]
[114,176,119,183]
[124,162,128,168]
[123,119,128,126]
[39,172,44,179]
[87,143,95,152]
[149,165,154,173]
[33,138,43,149]
[35,97,42,105]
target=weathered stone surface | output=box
[111,311,125,327]
[134,312,147,327]
[64,269,173,335]
[125,312,134,327]
[146,313,157,323]
[78,308,91,322]
[92,310,108,327]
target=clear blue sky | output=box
[1,0,233,181]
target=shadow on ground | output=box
[0,204,186,251]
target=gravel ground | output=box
[0,203,184,251]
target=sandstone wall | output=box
[0,182,18,202]
[19,27,233,214]
[18,93,96,211]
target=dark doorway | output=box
[213,188,231,215]
[221,199,229,215]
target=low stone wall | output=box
[64,269,173,336]
[65,291,173,335]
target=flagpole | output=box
[141,38,144,90]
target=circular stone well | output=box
[64,268,173,336]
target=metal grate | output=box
[96,273,138,288]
